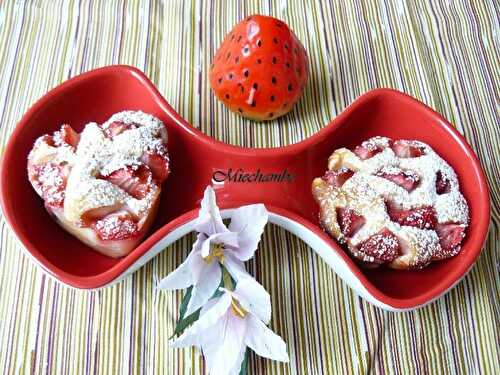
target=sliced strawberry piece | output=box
[322,167,354,187]
[391,140,424,158]
[80,203,126,226]
[336,207,365,237]
[103,121,135,138]
[357,228,399,263]
[209,15,309,121]
[103,165,152,199]
[140,152,169,183]
[354,145,383,160]
[436,171,451,194]
[37,134,56,147]
[29,163,68,208]
[54,124,80,148]
[434,223,466,258]
[386,201,437,229]
[377,169,420,192]
[92,212,139,241]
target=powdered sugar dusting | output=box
[64,112,167,223]
[312,136,470,269]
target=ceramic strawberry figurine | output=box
[209,15,309,121]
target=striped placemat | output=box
[0,1,498,374]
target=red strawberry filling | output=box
[322,167,354,187]
[386,201,437,229]
[377,169,420,192]
[435,171,451,194]
[336,207,365,237]
[103,121,136,138]
[140,151,170,183]
[357,228,400,263]
[354,144,384,160]
[435,223,466,257]
[102,165,153,199]
[54,124,80,148]
[91,212,140,241]
[391,140,424,158]
[29,163,69,209]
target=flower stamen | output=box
[203,243,225,264]
[231,298,247,318]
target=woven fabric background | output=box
[0,1,498,374]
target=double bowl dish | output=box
[0,66,490,311]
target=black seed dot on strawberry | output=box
[218,78,222,84]
[238,108,243,113]
[275,22,282,28]
[272,77,277,84]
[244,70,249,77]
[235,57,239,63]
[286,62,290,68]
[240,86,244,93]
[284,44,289,50]
[288,84,293,91]
[225,94,230,99]
[283,102,288,108]
[243,47,249,54]
[231,34,235,41]
[251,100,256,107]
[228,73,233,79]
[257,59,261,64]
[294,47,298,54]
[272,56,277,64]
[226,52,231,60]
[253,83,258,89]
[270,95,275,101]
[269,112,274,118]
[237,35,242,42]
[257,40,262,47]
[247,16,253,21]
[273,37,278,44]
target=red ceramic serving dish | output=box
[0,66,490,311]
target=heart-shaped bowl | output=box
[0,66,490,311]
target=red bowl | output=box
[0,66,490,310]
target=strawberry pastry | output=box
[312,136,469,269]
[27,111,170,258]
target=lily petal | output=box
[224,253,252,282]
[157,254,193,290]
[185,260,222,316]
[187,234,207,284]
[232,277,272,324]
[171,293,232,348]
[228,204,268,261]
[244,314,289,363]
[200,232,239,259]
[195,186,229,235]
[158,233,206,290]
[202,310,247,375]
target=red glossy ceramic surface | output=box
[0,66,490,309]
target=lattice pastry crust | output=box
[312,136,469,269]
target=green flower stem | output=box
[221,264,235,291]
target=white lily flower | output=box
[159,186,268,316]
[171,278,289,375]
